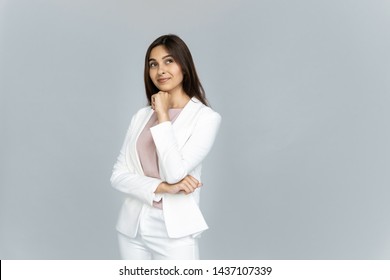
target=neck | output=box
[169,90,190,109]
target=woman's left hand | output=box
[155,175,202,195]
[151,91,170,123]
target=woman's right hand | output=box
[155,175,202,195]
[151,91,171,123]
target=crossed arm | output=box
[151,92,220,195]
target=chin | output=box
[157,87,173,92]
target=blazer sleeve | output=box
[150,108,221,184]
[110,113,163,206]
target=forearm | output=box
[150,111,221,184]
[156,111,170,123]
[154,175,201,195]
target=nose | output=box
[157,65,166,75]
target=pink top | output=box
[136,108,182,208]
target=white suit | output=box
[110,97,221,240]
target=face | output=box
[148,45,184,94]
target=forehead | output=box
[149,45,170,60]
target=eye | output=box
[149,61,157,68]
[165,58,174,64]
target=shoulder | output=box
[135,105,152,116]
[126,105,152,130]
[192,98,221,119]
[190,98,222,128]
[131,106,152,122]
[194,98,222,123]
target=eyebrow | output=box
[148,54,173,62]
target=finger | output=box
[155,91,167,98]
[185,175,199,186]
[179,182,194,194]
[183,178,198,191]
[187,181,199,192]
[191,179,201,189]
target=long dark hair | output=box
[144,34,209,106]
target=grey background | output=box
[1,0,389,259]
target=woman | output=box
[110,34,221,260]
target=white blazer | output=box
[110,97,221,238]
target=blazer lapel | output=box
[127,107,154,175]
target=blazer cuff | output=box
[153,193,163,202]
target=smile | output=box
[157,77,170,83]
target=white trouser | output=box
[117,204,199,260]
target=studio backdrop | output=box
[1,0,390,259]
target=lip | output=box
[157,77,170,83]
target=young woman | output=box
[110,34,221,260]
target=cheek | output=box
[174,68,184,80]
[149,70,156,80]
[179,72,184,83]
